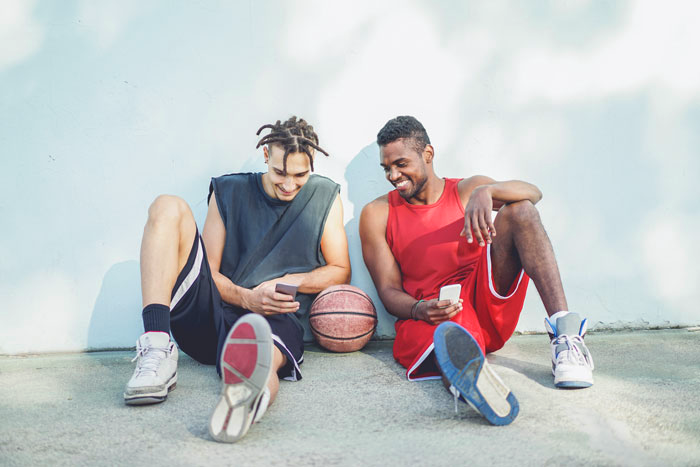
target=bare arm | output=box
[359,197,461,324]
[202,194,299,315]
[255,193,351,293]
[458,175,543,246]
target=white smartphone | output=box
[439,284,461,305]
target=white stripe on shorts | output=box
[170,235,204,310]
[272,333,302,382]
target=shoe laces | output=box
[553,334,594,370]
[449,385,460,414]
[132,341,169,376]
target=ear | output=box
[263,145,269,164]
[422,144,435,164]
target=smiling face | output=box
[379,138,430,200]
[262,144,312,201]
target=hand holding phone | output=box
[439,284,461,305]
[275,283,298,300]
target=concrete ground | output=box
[1,329,699,467]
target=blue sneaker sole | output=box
[434,322,519,426]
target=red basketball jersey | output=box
[386,178,482,300]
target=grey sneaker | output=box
[124,332,178,405]
[209,313,274,443]
[545,313,594,388]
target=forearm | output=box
[212,271,250,308]
[485,181,542,205]
[282,264,351,294]
[378,285,420,320]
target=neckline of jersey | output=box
[255,172,298,206]
[395,178,452,210]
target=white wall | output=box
[1,0,699,354]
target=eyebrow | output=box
[380,157,407,168]
[273,167,309,176]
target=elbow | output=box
[342,264,352,284]
[533,186,543,204]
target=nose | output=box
[282,176,295,192]
[388,167,400,181]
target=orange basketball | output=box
[309,285,377,353]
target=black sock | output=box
[142,304,171,334]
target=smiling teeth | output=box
[396,181,409,188]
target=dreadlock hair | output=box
[376,115,431,155]
[255,116,329,173]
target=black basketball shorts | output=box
[168,230,304,381]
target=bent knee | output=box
[148,194,190,223]
[498,200,540,225]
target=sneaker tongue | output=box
[556,313,582,336]
[142,331,170,348]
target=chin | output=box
[398,190,416,200]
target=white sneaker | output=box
[545,312,594,388]
[124,332,178,405]
[209,313,274,443]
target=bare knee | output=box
[498,200,540,228]
[147,194,190,226]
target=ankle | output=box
[142,303,171,334]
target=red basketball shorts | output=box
[393,244,530,381]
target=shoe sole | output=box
[553,366,594,389]
[209,313,274,443]
[434,322,519,426]
[123,373,177,405]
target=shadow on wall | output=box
[85,157,264,351]
[344,142,396,339]
[87,261,142,350]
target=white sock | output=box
[549,310,570,322]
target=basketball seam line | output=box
[311,289,377,313]
[310,311,377,319]
[309,324,377,341]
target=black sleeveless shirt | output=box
[209,173,340,338]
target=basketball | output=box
[309,285,377,353]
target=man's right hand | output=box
[242,282,300,316]
[415,298,463,325]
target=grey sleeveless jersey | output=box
[208,172,340,339]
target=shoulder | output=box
[360,194,389,226]
[306,173,340,191]
[211,172,258,190]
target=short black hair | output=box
[376,116,431,154]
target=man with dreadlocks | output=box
[123,116,350,443]
[360,116,594,426]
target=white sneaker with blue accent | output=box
[434,322,519,425]
[545,312,594,388]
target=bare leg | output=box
[140,195,197,308]
[489,200,567,317]
[266,347,288,406]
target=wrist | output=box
[410,300,424,321]
[239,287,252,309]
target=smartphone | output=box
[275,283,298,300]
[439,284,461,305]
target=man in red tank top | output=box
[360,116,594,426]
